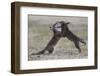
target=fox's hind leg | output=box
[32,35,60,55]
[38,46,54,55]
[74,41,81,53]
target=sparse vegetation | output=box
[28,15,88,61]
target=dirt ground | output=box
[28,15,88,61]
